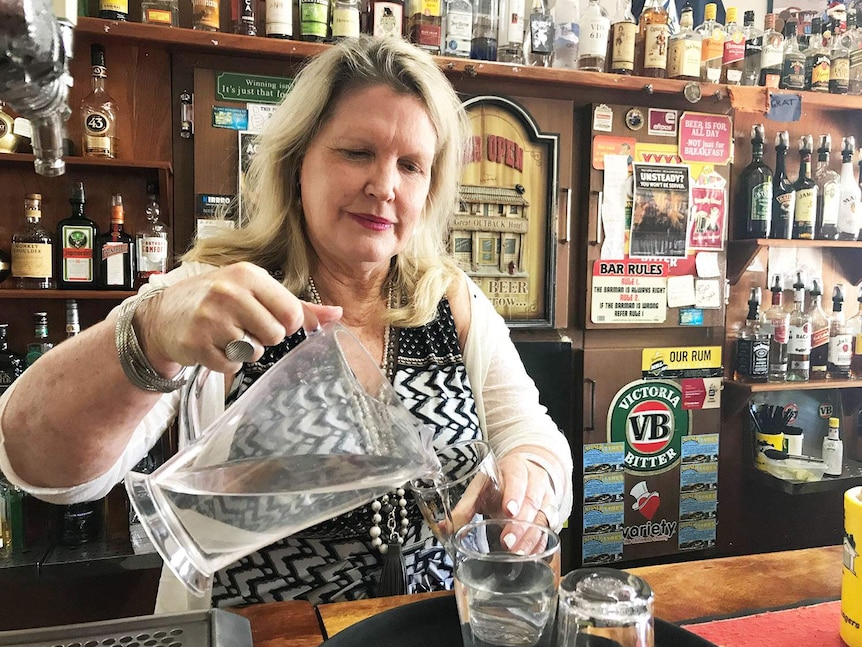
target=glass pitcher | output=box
[125,322,439,596]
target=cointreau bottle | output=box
[97,195,135,291]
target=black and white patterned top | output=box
[210,297,482,607]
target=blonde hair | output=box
[183,37,470,327]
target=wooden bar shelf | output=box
[746,457,862,495]
[0,153,172,172]
[0,289,136,300]
[724,378,861,393]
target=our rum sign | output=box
[455,96,559,328]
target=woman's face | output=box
[300,84,437,275]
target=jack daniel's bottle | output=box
[735,287,769,382]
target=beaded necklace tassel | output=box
[306,276,409,596]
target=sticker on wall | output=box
[607,379,690,474]
[648,109,678,137]
[584,502,624,535]
[212,105,248,130]
[592,134,636,170]
[583,533,624,565]
[681,434,719,464]
[584,442,625,474]
[625,107,645,130]
[591,260,669,324]
[593,104,614,132]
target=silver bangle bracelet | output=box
[115,287,186,393]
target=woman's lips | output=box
[350,212,393,231]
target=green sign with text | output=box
[215,72,293,104]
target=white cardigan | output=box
[0,261,574,609]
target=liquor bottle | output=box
[442,0,473,57]
[497,0,527,63]
[736,124,772,239]
[372,0,404,36]
[193,0,221,30]
[849,284,862,377]
[0,101,21,153]
[741,10,762,85]
[407,0,441,53]
[815,134,841,240]
[806,17,831,92]
[765,274,789,382]
[141,0,179,25]
[97,195,135,291]
[232,0,257,34]
[849,8,862,94]
[780,21,805,89]
[57,301,102,545]
[720,6,745,84]
[578,0,610,71]
[300,0,330,39]
[56,181,99,290]
[735,287,769,382]
[551,0,578,68]
[771,131,795,240]
[793,135,817,240]
[608,0,636,74]
[822,417,843,477]
[787,273,811,382]
[830,19,851,94]
[99,0,128,20]
[25,312,53,368]
[0,248,10,284]
[332,0,361,38]
[759,13,784,87]
[136,181,169,286]
[526,0,554,66]
[808,278,830,380]
[696,2,724,83]
[667,3,701,81]
[828,284,853,379]
[471,0,498,60]
[0,324,24,396]
[838,136,861,240]
[265,0,293,37]
[81,44,118,159]
[11,193,55,290]
[634,0,669,78]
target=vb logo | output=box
[608,380,689,474]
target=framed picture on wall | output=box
[455,95,560,328]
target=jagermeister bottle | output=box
[736,124,772,239]
[56,181,99,289]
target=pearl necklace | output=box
[305,276,407,553]
[306,276,397,381]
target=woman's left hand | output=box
[496,450,560,553]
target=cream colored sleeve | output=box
[0,262,219,504]
[461,274,574,530]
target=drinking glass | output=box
[453,518,561,647]
[556,568,654,647]
[409,439,505,550]
[126,322,439,597]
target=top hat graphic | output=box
[630,481,659,511]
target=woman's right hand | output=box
[135,262,342,375]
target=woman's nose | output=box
[364,162,397,202]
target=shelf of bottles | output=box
[0,152,172,172]
[73,11,862,112]
[0,290,135,300]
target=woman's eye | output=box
[342,149,369,159]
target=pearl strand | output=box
[306,275,404,553]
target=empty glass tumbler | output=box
[556,567,654,647]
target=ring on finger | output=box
[224,333,257,362]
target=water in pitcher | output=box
[152,453,435,567]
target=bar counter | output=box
[230,545,843,645]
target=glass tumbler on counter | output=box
[556,567,654,647]
[453,518,561,647]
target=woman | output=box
[0,37,572,609]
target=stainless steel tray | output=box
[0,609,252,647]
